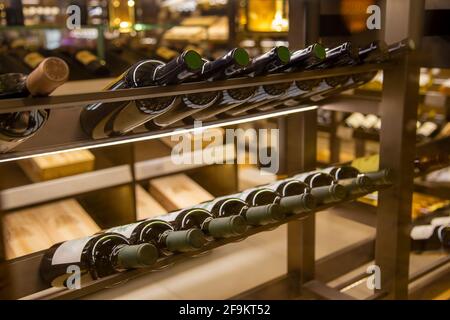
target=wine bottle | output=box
[321,165,374,195]
[293,171,348,205]
[227,187,286,226]
[74,50,110,77]
[308,41,389,102]
[107,218,207,254]
[221,46,292,117]
[0,57,69,153]
[261,42,359,110]
[40,233,159,287]
[411,223,450,252]
[79,50,204,139]
[187,46,290,122]
[155,207,247,239]
[147,48,250,128]
[266,179,317,214]
[194,193,284,229]
[257,43,327,112]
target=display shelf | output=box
[0,64,386,113]
[0,165,132,211]
[0,185,391,300]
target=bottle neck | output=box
[153,51,203,85]
[278,43,326,72]
[236,46,290,77]
[199,48,250,81]
[312,42,359,69]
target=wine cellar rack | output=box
[0,0,449,300]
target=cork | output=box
[26,57,69,96]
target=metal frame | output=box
[0,0,443,300]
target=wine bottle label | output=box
[362,114,379,130]
[374,118,381,130]
[24,52,45,69]
[431,217,450,226]
[51,236,95,265]
[417,122,438,137]
[345,113,366,129]
[107,222,141,239]
[75,50,98,66]
[410,225,435,240]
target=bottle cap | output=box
[356,175,374,190]
[117,243,158,269]
[245,203,286,226]
[233,48,250,67]
[207,215,247,238]
[26,57,69,96]
[329,184,348,201]
[183,50,204,71]
[165,229,208,252]
[280,193,316,214]
[275,46,291,64]
[312,43,326,60]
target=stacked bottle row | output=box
[80,39,413,140]
[39,165,393,288]
[0,39,413,153]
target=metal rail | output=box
[0,64,387,113]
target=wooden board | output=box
[2,199,100,259]
[149,174,214,211]
[135,185,167,220]
[18,150,95,182]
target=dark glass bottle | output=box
[307,40,389,103]
[227,187,286,226]
[221,46,291,117]
[79,50,204,139]
[257,43,326,112]
[321,165,374,196]
[107,218,207,254]
[293,171,348,205]
[266,179,316,214]
[40,233,158,287]
[187,46,290,122]
[147,48,250,128]
[0,57,69,153]
[156,207,247,239]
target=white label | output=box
[417,122,438,137]
[51,236,94,265]
[431,217,450,226]
[362,114,379,130]
[345,113,365,129]
[410,225,435,240]
[107,222,141,239]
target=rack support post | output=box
[376,0,424,299]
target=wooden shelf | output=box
[0,185,391,300]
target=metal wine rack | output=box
[0,63,384,163]
[0,0,449,300]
